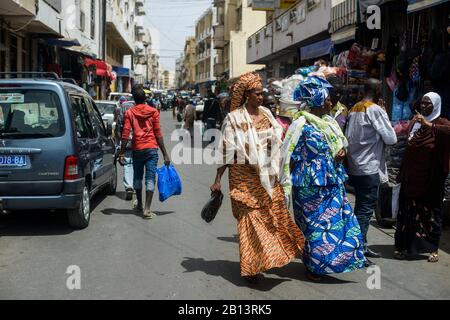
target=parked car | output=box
[0,72,117,229]
[108,92,133,102]
[95,100,120,126]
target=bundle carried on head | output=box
[230,72,262,112]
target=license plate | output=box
[0,155,27,167]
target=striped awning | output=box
[407,0,449,13]
[330,0,358,33]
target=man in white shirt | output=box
[346,79,397,266]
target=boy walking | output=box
[118,85,171,219]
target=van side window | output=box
[70,96,93,139]
[85,97,105,137]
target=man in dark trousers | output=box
[202,90,222,131]
[118,85,171,219]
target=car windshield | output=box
[0,90,63,139]
[97,103,116,115]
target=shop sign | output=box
[279,0,297,9]
[252,0,277,11]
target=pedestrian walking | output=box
[345,79,397,265]
[118,85,171,219]
[263,93,290,139]
[280,83,366,282]
[120,101,136,201]
[394,93,450,263]
[327,75,348,131]
[202,90,222,130]
[210,72,305,283]
[183,100,196,138]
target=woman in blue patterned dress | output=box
[280,81,366,281]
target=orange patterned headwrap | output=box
[230,72,262,112]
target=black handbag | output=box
[201,191,224,223]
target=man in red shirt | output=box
[118,85,171,219]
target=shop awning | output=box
[300,38,333,61]
[330,0,358,33]
[331,25,357,44]
[45,38,81,47]
[407,0,449,12]
[113,66,132,78]
[84,58,113,79]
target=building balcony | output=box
[213,25,225,49]
[0,0,35,16]
[213,63,224,78]
[1,0,62,37]
[136,6,146,16]
[213,0,225,8]
[106,1,135,55]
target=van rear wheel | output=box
[68,184,90,229]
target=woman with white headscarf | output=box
[395,92,450,263]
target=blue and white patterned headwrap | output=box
[293,76,333,108]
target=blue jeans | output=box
[132,148,159,192]
[349,174,380,247]
[123,150,133,190]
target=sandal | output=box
[305,270,322,282]
[428,252,439,263]
[393,250,406,260]
[143,210,155,220]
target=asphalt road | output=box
[1,111,449,300]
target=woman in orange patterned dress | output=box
[210,73,305,282]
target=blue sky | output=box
[144,0,212,71]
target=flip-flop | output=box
[428,252,439,263]
[143,211,155,220]
[394,251,406,260]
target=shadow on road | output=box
[154,211,175,216]
[102,208,140,217]
[265,261,357,284]
[181,257,291,291]
[217,234,239,244]
[0,211,74,236]
[101,208,175,217]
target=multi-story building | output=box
[0,0,112,99]
[0,0,62,73]
[134,27,153,86]
[246,0,332,80]
[182,36,196,90]
[212,0,266,84]
[149,53,160,89]
[175,56,183,89]
[106,0,137,93]
[195,8,216,96]
[161,69,175,90]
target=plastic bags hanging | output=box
[157,165,182,202]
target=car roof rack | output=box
[61,78,78,85]
[0,72,60,80]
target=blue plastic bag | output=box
[157,165,182,202]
